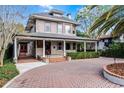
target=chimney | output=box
[67,13,71,19]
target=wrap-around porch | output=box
[13,35,98,63]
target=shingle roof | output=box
[17,32,98,41]
[26,10,79,30]
[30,13,79,25]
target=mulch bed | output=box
[107,63,124,76]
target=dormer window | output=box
[49,9,64,17]
[53,14,62,17]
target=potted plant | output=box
[66,56,71,61]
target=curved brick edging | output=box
[103,65,124,86]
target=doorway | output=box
[45,41,51,55]
[19,43,28,57]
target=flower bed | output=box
[103,63,124,85]
[107,63,124,76]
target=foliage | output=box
[76,30,90,38]
[16,23,25,32]
[0,6,27,66]
[76,5,111,38]
[101,43,124,58]
[0,62,19,87]
[89,5,124,37]
[67,52,100,59]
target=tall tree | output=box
[76,30,90,38]
[0,6,27,66]
[76,5,111,38]
[89,6,124,37]
[16,23,25,32]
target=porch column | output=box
[43,39,45,57]
[14,37,17,63]
[95,41,98,52]
[63,40,66,56]
[84,41,86,52]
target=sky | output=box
[21,5,83,26]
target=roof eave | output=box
[16,33,98,41]
[32,15,79,25]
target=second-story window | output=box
[57,23,62,33]
[45,22,51,32]
[65,25,71,34]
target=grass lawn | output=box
[0,59,19,87]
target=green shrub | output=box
[0,63,19,80]
[0,63,19,87]
[3,58,14,65]
[101,42,124,58]
[67,52,100,59]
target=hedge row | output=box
[67,52,100,59]
[100,43,124,58]
[101,49,124,58]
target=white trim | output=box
[18,44,20,57]
[16,36,97,42]
[63,40,66,56]
[95,41,98,52]
[35,40,37,58]
[43,39,45,57]
[14,37,17,63]
[84,41,86,52]
[33,15,79,25]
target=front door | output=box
[45,41,51,55]
[20,43,27,53]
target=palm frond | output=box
[96,18,119,37]
[89,11,109,32]
[87,5,98,10]
[112,18,124,36]
[89,6,124,37]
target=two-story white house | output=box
[13,9,98,63]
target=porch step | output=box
[18,56,34,59]
[19,53,26,58]
[48,57,67,63]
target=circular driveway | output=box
[7,58,123,88]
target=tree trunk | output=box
[0,49,6,67]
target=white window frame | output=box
[65,25,71,34]
[57,23,63,33]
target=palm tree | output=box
[89,5,124,37]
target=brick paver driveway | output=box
[6,57,124,88]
